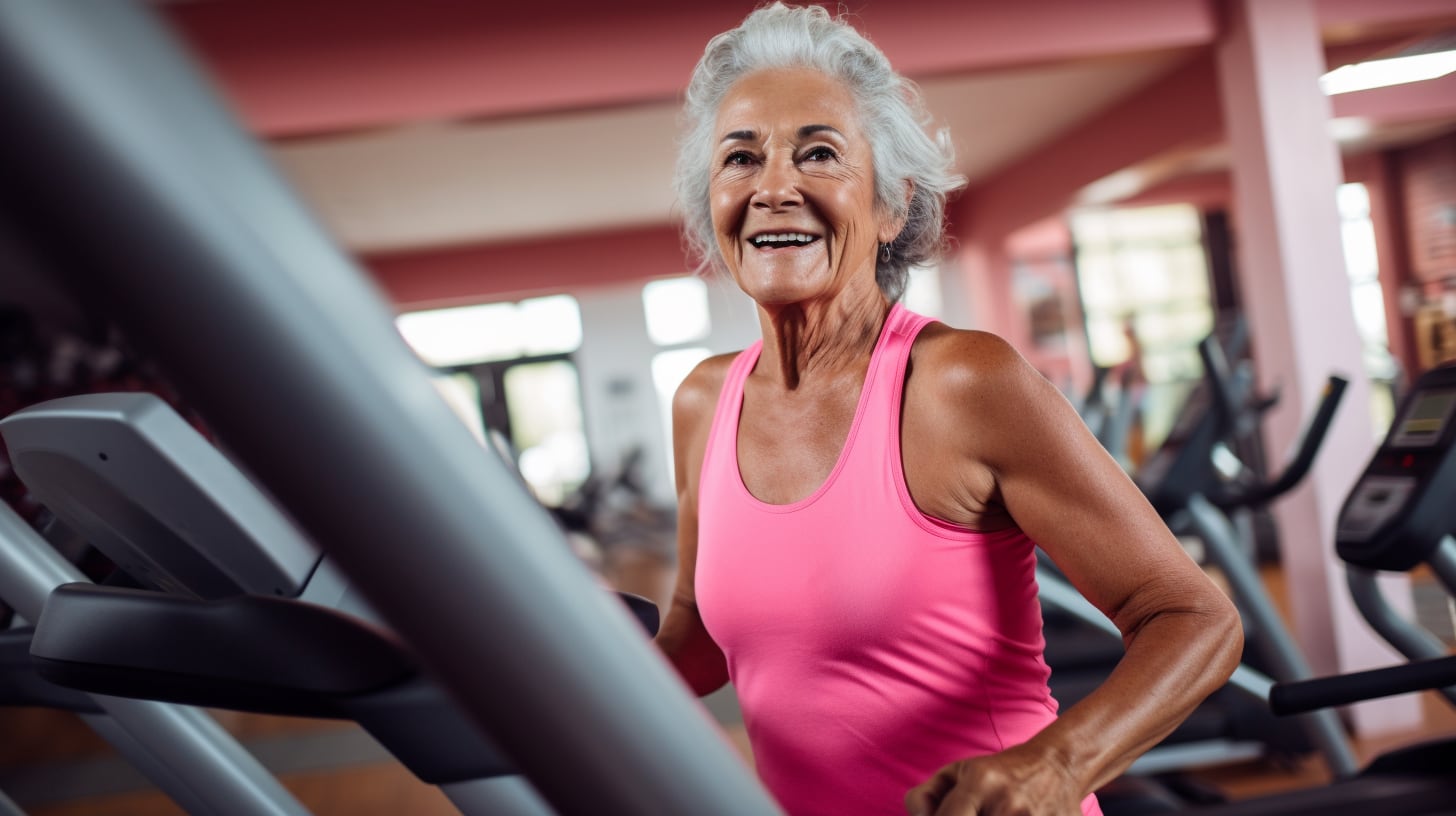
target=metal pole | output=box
[0,3,780,812]
[1428,537,1456,600]
[1184,494,1360,779]
[1345,567,1456,707]
[0,503,309,816]
[440,778,555,816]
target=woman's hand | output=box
[904,744,1083,816]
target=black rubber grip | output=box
[1270,654,1456,715]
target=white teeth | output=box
[751,233,816,245]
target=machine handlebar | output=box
[1270,654,1456,715]
[1210,375,1349,510]
[1197,335,1244,438]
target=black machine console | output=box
[1336,363,1456,571]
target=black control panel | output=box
[1336,364,1456,571]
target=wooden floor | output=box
[4,697,1455,815]
[1187,690,1456,802]
[2,557,1452,815]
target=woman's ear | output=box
[878,180,914,244]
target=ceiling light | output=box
[1321,50,1456,95]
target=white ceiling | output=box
[271,50,1188,254]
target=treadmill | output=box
[3,392,663,816]
[0,2,780,814]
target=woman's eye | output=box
[802,146,837,162]
[723,151,755,166]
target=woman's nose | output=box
[751,156,802,209]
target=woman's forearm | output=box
[1025,596,1243,794]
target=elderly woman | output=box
[653,5,1242,815]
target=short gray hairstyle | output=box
[673,3,964,301]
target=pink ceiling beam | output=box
[1113,171,1234,211]
[954,32,1456,240]
[953,54,1224,241]
[1317,0,1456,40]
[164,0,744,139]
[162,0,1218,139]
[1107,142,1420,213]
[848,0,1217,77]
[1324,34,1433,67]
[1331,72,1456,122]
[365,224,691,310]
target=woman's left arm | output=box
[905,332,1243,816]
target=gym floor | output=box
[2,559,1452,815]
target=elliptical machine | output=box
[1180,361,1456,815]
[1273,366,1456,707]
[1041,324,1358,783]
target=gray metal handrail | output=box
[0,502,309,816]
[1180,495,1360,779]
[0,2,780,813]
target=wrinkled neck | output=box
[758,294,889,390]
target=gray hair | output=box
[673,3,964,301]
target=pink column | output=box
[1215,0,1417,733]
[959,238,1030,349]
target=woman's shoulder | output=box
[672,351,742,427]
[905,324,1078,468]
[909,322,1037,397]
[671,352,743,489]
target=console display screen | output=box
[1391,389,1456,448]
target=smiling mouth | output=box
[748,232,820,249]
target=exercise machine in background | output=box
[1187,361,1456,814]
[1043,326,1356,784]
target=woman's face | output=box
[708,67,898,307]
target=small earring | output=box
[880,244,891,263]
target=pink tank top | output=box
[695,304,1101,815]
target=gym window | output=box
[642,276,711,346]
[1337,182,1397,434]
[1071,204,1214,451]
[643,276,713,482]
[902,263,945,318]
[396,295,589,506]
[395,294,582,366]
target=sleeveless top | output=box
[694,304,1101,815]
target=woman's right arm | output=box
[653,356,731,696]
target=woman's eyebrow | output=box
[719,125,844,144]
[798,124,843,139]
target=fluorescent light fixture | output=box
[1328,117,1374,143]
[1077,169,1145,206]
[1321,50,1456,95]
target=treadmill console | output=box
[0,393,320,599]
[1336,364,1456,570]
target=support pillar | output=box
[1215,0,1418,734]
[959,238,1030,351]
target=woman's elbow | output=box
[1205,591,1244,682]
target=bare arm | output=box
[906,330,1242,815]
[652,355,733,697]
